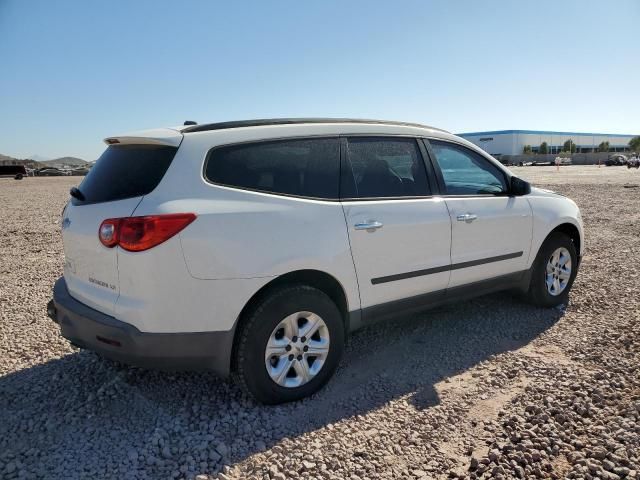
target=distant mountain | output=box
[29,154,51,162]
[0,153,42,168]
[41,157,89,168]
[0,153,89,169]
[0,153,17,162]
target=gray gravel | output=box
[1,168,638,479]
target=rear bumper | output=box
[49,277,234,376]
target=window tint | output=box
[343,137,430,198]
[74,145,177,205]
[430,141,508,195]
[205,138,340,199]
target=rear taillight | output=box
[99,213,196,252]
[99,219,120,247]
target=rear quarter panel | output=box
[177,192,353,281]
[114,235,271,333]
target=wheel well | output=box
[550,223,581,255]
[229,270,349,372]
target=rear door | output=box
[426,139,532,288]
[341,137,452,313]
[62,143,178,314]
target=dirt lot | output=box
[1,166,639,480]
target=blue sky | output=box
[1,0,638,160]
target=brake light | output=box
[99,213,196,251]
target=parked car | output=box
[605,154,628,166]
[70,166,90,176]
[48,118,584,404]
[0,164,27,179]
[36,167,66,176]
[554,156,572,166]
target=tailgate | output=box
[61,141,180,316]
[62,198,141,313]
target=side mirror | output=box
[510,176,531,196]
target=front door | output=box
[428,139,532,288]
[341,137,452,310]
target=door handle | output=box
[354,221,383,231]
[456,213,478,223]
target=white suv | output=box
[48,119,583,404]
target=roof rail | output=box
[182,118,448,134]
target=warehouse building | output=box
[458,130,637,156]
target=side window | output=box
[430,141,508,195]
[342,137,430,199]
[205,138,340,199]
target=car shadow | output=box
[0,293,563,479]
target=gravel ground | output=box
[1,166,639,480]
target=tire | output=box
[14,174,23,180]
[234,285,344,404]
[525,232,578,308]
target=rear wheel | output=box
[14,173,23,180]
[234,285,344,404]
[525,232,578,307]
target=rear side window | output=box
[342,137,430,199]
[205,138,340,199]
[75,145,177,205]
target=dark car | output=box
[605,154,627,166]
[0,165,27,179]
[70,167,90,176]
[36,167,66,176]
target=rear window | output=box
[204,138,340,199]
[74,145,177,205]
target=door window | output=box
[430,141,508,195]
[342,137,430,199]
[205,138,340,199]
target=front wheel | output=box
[234,285,344,404]
[525,232,578,308]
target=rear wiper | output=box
[69,186,85,201]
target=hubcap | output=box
[265,311,330,388]
[545,247,572,296]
